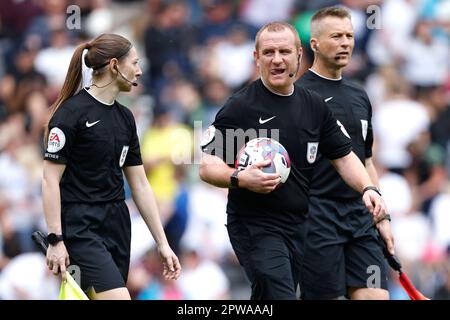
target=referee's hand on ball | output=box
[238,159,281,194]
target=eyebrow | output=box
[262,46,294,52]
[330,31,354,35]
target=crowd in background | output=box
[0,0,449,299]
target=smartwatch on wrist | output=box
[230,170,240,188]
[47,233,64,246]
[362,185,382,196]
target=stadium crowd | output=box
[0,0,449,299]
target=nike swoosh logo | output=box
[86,120,101,128]
[259,116,276,124]
[324,97,333,102]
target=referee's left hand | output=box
[376,219,395,256]
[362,189,386,220]
[157,243,181,280]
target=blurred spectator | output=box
[85,0,114,37]
[134,248,184,300]
[0,253,59,299]
[0,0,449,300]
[365,65,402,110]
[402,20,449,87]
[239,0,295,29]
[0,0,42,72]
[178,248,230,299]
[144,0,196,96]
[430,188,450,251]
[201,78,231,124]
[164,176,189,255]
[0,74,16,120]
[373,76,430,172]
[23,0,74,51]
[181,182,231,262]
[0,0,42,40]
[208,25,254,89]
[34,29,76,89]
[197,0,236,45]
[378,166,413,217]
[367,0,419,66]
[0,114,41,256]
[141,103,193,222]
[391,211,431,262]
[160,79,204,125]
[433,261,450,300]
[405,131,447,214]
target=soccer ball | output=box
[235,137,291,183]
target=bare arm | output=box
[43,161,65,234]
[123,165,180,280]
[366,157,395,254]
[198,153,235,188]
[199,153,280,193]
[331,152,372,193]
[331,151,385,219]
[42,160,69,280]
[365,157,380,188]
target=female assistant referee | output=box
[42,34,181,300]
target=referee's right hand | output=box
[238,159,281,194]
[47,242,70,281]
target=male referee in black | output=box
[297,7,395,300]
[199,21,387,300]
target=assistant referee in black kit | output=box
[199,22,387,300]
[42,34,180,300]
[297,7,394,300]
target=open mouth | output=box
[270,68,286,75]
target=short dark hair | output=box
[310,6,351,37]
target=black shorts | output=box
[301,196,388,300]
[226,214,306,300]
[61,201,131,293]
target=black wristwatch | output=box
[362,185,382,196]
[376,214,392,224]
[230,170,240,188]
[47,233,64,246]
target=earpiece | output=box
[288,54,302,78]
[115,65,138,87]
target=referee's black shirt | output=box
[201,79,352,224]
[44,88,142,203]
[297,70,374,199]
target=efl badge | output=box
[361,120,368,141]
[47,127,66,153]
[307,142,319,164]
[119,146,129,167]
[201,125,216,148]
